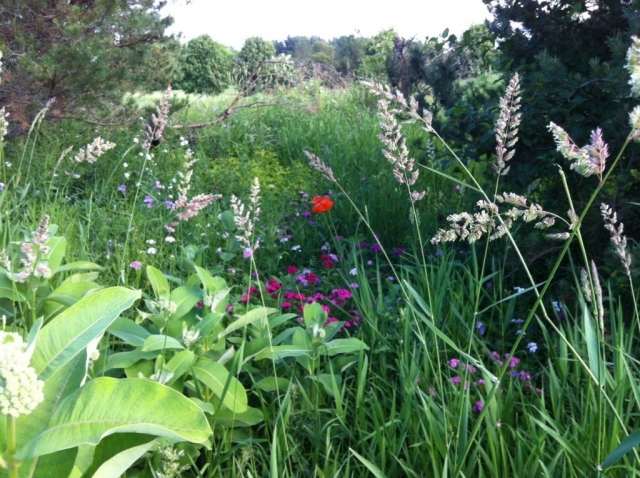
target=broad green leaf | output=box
[303,302,325,329]
[195,312,224,338]
[255,377,290,392]
[41,280,103,321]
[15,378,211,460]
[308,373,342,397]
[30,287,141,381]
[192,361,248,413]
[108,317,151,347]
[195,266,226,294]
[83,434,157,478]
[220,210,236,232]
[106,350,157,370]
[0,272,25,301]
[141,334,184,351]
[218,307,277,340]
[253,345,313,361]
[146,266,170,302]
[320,338,369,356]
[212,405,264,427]
[43,236,66,275]
[55,261,103,273]
[61,272,101,284]
[70,444,95,478]
[269,313,298,328]
[163,350,195,385]
[30,448,78,478]
[169,285,201,320]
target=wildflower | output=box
[147,247,157,255]
[118,184,127,193]
[448,358,460,368]
[370,244,382,253]
[243,248,252,259]
[349,268,358,276]
[165,236,175,243]
[143,195,154,208]
[393,247,405,255]
[165,200,174,209]
[472,401,484,413]
[527,342,538,353]
[291,245,301,252]
[507,355,520,368]
[286,266,298,275]
[0,183,4,191]
[311,195,333,214]
[450,376,462,385]
[476,322,486,335]
[0,332,45,417]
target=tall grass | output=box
[0,42,639,477]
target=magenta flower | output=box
[129,260,142,271]
[472,401,484,412]
[448,358,460,369]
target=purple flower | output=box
[143,195,154,208]
[118,184,127,193]
[450,376,462,385]
[165,200,174,210]
[243,248,253,259]
[476,322,485,335]
[129,260,143,271]
[393,247,405,255]
[370,243,382,253]
[472,401,484,412]
[527,342,538,353]
[448,358,460,369]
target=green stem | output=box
[6,415,18,478]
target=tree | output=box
[0,0,175,134]
[175,35,234,95]
[332,35,366,77]
[483,0,640,258]
[238,37,276,74]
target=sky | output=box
[161,0,493,50]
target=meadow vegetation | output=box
[1,2,640,477]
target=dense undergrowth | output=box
[0,40,639,477]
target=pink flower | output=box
[448,358,460,369]
[286,266,298,275]
[450,376,462,385]
[129,261,143,271]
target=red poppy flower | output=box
[311,195,333,214]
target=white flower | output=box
[124,172,130,179]
[527,342,538,353]
[165,236,175,243]
[0,332,45,417]
[123,162,128,168]
[133,137,139,144]
[349,268,358,276]
[147,247,157,255]
[146,239,156,245]
[291,245,301,252]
